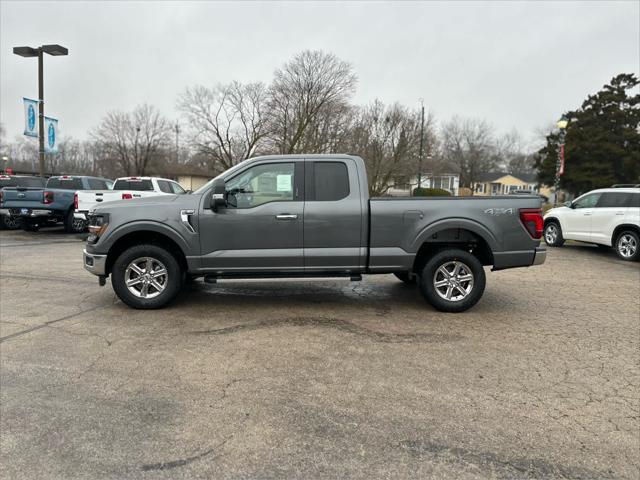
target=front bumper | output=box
[83,249,107,276]
[532,247,546,266]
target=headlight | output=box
[87,214,109,240]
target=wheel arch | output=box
[412,227,494,273]
[612,224,640,245]
[105,227,188,276]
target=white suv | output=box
[543,187,640,261]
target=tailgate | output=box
[76,190,121,211]
[0,187,45,209]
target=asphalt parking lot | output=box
[0,227,638,479]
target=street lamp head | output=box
[557,115,569,130]
[13,46,38,57]
[42,44,68,56]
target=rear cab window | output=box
[112,179,154,191]
[307,161,350,201]
[46,177,85,190]
[0,176,45,188]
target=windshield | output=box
[192,160,252,195]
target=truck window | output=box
[46,177,84,190]
[628,193,640,208]
[170,182,186,194]
[157,180,173,193]
[113,179,154,191]
[88,178,109,190]
[226,163,295,208]
[313,162,349,201]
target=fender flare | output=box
[100,220,191,255]
[409,217,500,252]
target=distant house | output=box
[387,173,460,196]
[472,172,551,198]
[159,165,216,191]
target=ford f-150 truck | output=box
[1,175,112,232]
[74,176,187,222]
[0,174,46,229]
[83,155,546,312]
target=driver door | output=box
[198,161,304,272]
[562,192,601,242]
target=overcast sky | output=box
[1,0,638,146]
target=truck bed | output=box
[368,195,543,271]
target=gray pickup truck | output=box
[83,154,545,311]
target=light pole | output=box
[554,115,568,204]
[13,44,68,177]
[417,99,425,194]
[175,122,180,163]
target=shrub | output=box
[412,187,452,197]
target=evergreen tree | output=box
[536,73,640,195]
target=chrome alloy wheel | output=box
[617,234,637,259]
[124,257,168,299]
[433,261,475,302]
[545,224,558,244]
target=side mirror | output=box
[563,201,573,208]
[210,178,226,212]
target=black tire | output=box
[1,215,21,230]
[111,244,183,309]
[614,230,640,261]
[418,249,486,313]
[544,221,565,247]
[394,272,416,284]
[64,209,86,233]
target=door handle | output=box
[615,212,625,215]
[583,212,592,216]
[276,214,298,220]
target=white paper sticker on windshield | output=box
[276,174,292,192]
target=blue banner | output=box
[44,117,58,153]
[23,97,38,137]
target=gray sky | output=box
[1,0,638,146]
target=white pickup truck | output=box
[74,177,187,221]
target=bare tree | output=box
[341,100,422,196]
[268,50,357,154]
[90,104,172,176]
[496,129,536,174]
[441,117,499,194]
[178,81,269,172]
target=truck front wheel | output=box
[111,244,182,309]
[418,249,486,313]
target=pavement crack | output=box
[190,316,463,343]
[0,302,114,343]
[140,437,230,471]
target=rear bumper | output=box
[83,249,107,276]
[74,211,88,220]
[0,208,9,216]
[532,247,546,266]
[492,246,546,270]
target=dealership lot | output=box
[0,228,638,479]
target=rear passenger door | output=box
[303,159,365,271]
[591,192,631,245]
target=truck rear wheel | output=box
[111,244,182,309]
[418,249,486,313]
[64,210,86,233]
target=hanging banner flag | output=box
[23,97,39,137]
[44,117,59,153]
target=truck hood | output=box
[92,193,202,216]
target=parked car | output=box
[74,176,186,221]
[82,154,546,311]
[0,174,47,229]
[0,175,112,232]
[543,187,640,261]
